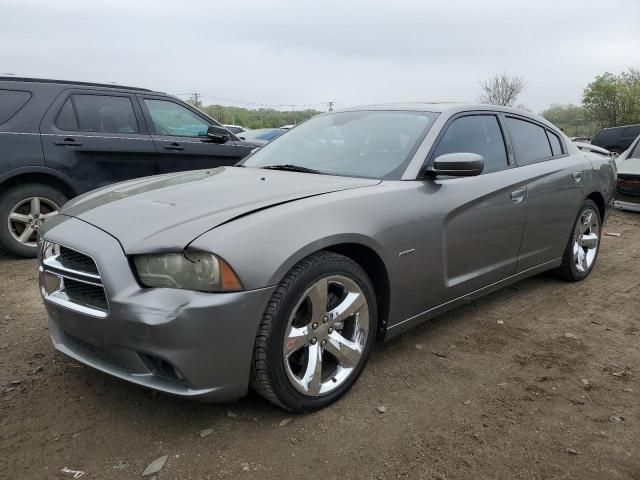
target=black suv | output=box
[591,124,640,155]
[0,77,259,257]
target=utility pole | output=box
[190,92,202,107]
[328,101,335,112]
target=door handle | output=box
[572,172,582,183]
[510,189,525,203]
[164,142,184,151]
[54,138,82,147]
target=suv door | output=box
[139,96,247,173]
[503,116,586,271]
[40,90,156,193]
[425,113,528,300]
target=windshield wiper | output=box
[261,164,323,174]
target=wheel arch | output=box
[0,167,77,199]
[586,191,606,221]
[268,235,391,340]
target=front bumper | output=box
[39,215,276,401]
[614,199,640,213]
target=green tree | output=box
[540,104,594,137]
[582,69,640,128]
[187,101,322,129]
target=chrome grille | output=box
[40,241,108,318]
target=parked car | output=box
[614,136,640,212]
[573,142,611,157]
[38,104,616,412]
[223,124,246,134]
[238,128,287,145]
[0,77,259,257]
[591,124,640,155]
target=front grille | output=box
[40,241,108,317]
[64,278,108,311]
[59,246,100,274]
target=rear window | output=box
[546,130,563,156]
[505,117,552,165]
[622,126,640,138]
[56,94,139,133]
[0,89,32,124]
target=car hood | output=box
[61,166,380,253]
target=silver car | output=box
[38,104,616,412]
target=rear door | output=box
[426,112,528,300]
[40,90,157,193]
[504,116,586,271]
[139,96,245,173]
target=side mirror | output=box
[428,152,484,177]
[207,125,231,144]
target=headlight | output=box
[133,251,242,292]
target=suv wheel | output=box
[0,184,67,257]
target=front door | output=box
[426,113,528,301]
[140,96,244,174]
[40,90,157,193]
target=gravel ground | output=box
[1,209,639,480]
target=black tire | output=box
[250,251,378,412]
[555,199,602,282]
[0,183,67,258]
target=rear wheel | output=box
[0,184,67,257]
[251,251,377,412]
[555,199,601,282]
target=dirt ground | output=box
[1,209,639,480]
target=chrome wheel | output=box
[283,275,369,396]
[8,197,60,247]
[572,207,599,274]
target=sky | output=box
[1,0,639,113]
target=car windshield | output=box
[241,111,437,179]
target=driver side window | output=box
[433,114,508,173]
[144,99,210,137]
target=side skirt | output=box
[385,258,562,339]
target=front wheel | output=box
[251,251,377,412]
[555,199,601,282]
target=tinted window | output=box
[144,99,210,137]
[432,115,508,173]
[547,130,563,156]
[71,94,139,133]
[622,126,640,138]
[505,117,552,165]
[0,89,31,124]
[55,98,78,131]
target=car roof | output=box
[0,76,154,93]
[335,102,561,131]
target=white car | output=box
[614,136,640,212]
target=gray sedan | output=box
[38,103,616,412]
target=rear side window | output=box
[505,117,552,165]
[0,89,31,124]
[622,126,640,138]
[56,94,139,133]
[432,115,508,173]
[546,130,563,156]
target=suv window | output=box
[144,99,210,137]
[546,130,563,156]
[0,89,31,124]
[505,117,552,165]
[56,94,139,133]
[622,126,640,138]
[432,114,508,173]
